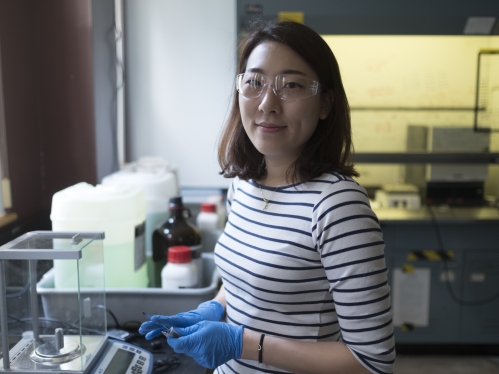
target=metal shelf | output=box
[353,152,499,164]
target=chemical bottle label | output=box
[134,222,146,271]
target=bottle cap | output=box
[169,196,184,210]
[200,202,217,213]
[167,246,192,263]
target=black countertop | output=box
[126,333,207,374]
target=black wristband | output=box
[258,334,265,364]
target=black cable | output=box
[121,320,142,331]
[6,260,37,298]
[153,355,181,373]
[8,315,71,329]
[429,207,499,306]
[94,304,120,329]
[6,278,30,298]
[19,304,132,336]
[7,316,103,335]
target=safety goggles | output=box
[236,72,322,101]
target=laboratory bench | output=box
[374,205,499,223]
[1,205,497,357]
[374,205,499,345]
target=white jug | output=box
[101,157,178,286]
[51,182,148,288]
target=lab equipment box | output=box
[0,231,107,373]
[37,252,221,328]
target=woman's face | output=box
[239,41,330,165]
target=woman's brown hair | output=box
[218,20,358,183]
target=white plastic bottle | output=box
[161,246,198,289]
[196,203,219,230]
[196,202,223,254]
[101,157,179,287]
[206,195,227,228]
[51,182,148,288]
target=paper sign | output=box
[463,17,496,35]
[278,12,304,24]
[392,267,431,327]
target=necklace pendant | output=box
[259,184,280,212]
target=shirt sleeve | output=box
[312,179,395,374]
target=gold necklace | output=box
[258,184,281,211]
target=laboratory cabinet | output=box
[461,253,499,343]
[388,253,464,344]
[379,207,499,345]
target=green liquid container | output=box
[51,182,148,288]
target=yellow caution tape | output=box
[422,250,441,261]
[401,323,414,332]
[406,250,454,261]
[402,264,414,274]
[407,252,419,261]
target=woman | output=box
[140,20,395,374]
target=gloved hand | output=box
[139,300,225,340]
[167,320,243,369]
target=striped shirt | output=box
[214,172,395,373]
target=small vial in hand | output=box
[162,326,181,338]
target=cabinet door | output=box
[389,253,464,343]
[460,253,499,343]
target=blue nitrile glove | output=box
[138,300,225,340]
[167,320,243,369]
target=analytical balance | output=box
[0,231,153,374]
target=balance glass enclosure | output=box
[0,231,107,373]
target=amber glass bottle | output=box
[152,196,202,287]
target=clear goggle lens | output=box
[236,72,321,101]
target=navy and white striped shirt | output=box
[215,172,395,374]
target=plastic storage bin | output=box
[37,253,220,327]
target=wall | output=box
[124,0,237,188]
[92,0,121,182]
[124,0,499,190]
